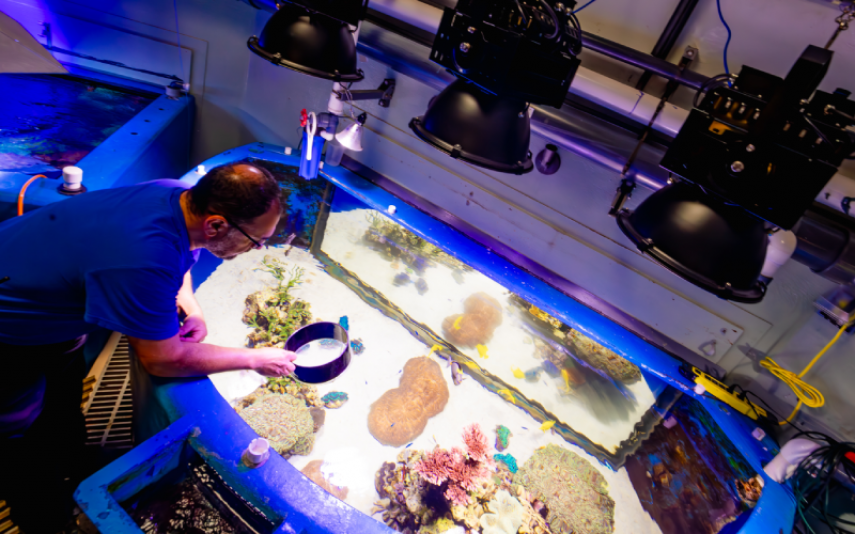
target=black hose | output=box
[538,0,560,40]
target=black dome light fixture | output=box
[410,0,584,174]
[247,0,368,82]
[617,182,769,302]
[411,79,534,174]
[615,45,855,303]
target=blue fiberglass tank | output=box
[0,72,193,221]
[75,143,795,534]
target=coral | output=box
[363,212,470,273]
[441,293,504,348]
[495,425,512,452]
[463,424,490,462]
[243,257,312,348]
[350,338,365,355]
[301,460,349,501]
[565,330,641,383]
[321,391,349,409]
[494,454,518,474]
[368,357,449,447]
[265,376,322,407]
[373,450,438,532]
[414,424,495,507]
[514,444,615,534]
[238,393,315,458]
[480,490,525,534]
[418,517,456,534]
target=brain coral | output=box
[239,393,315,458]
[513,444,615,534]
[442,292,504,347]
[368,357,449,446]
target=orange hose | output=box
[18,174,46,216]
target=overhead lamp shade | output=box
[409,79,533,175]
[337,117,364,152]
[247,4,363,82]
[616,182,768,303]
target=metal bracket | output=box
[336,79,396,108]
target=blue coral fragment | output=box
[350,338,365,355]
[494,453,518,473]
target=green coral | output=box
[243,257,312,348]
[495,425,511,451]
[238,392,315,458]
[514,444,615,534]
[493,453,518,473]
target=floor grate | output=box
[84,335,134,451]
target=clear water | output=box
[198,169,758,534]
[294,338,347,367]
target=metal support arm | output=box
[336,79,396,107]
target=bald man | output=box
[0,162,297,531]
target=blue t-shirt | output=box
[0,180,199,345]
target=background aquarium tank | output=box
[154,147,776,534]
[0,72,192,220]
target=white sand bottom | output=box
[194,246,662,534]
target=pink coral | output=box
[444,484,471,507]
[415,448,455,485]
[462,423,490,462]
[414,424,494,508]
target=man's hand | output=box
[251,348,298,377]
[179,313,208,343]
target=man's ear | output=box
[204,216,227,238]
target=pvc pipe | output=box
[62,166,83,190]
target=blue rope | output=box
[716,0,733,85]
[572,0,599,14]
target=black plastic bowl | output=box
[285,322,351,383]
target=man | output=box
[0,161,297,531]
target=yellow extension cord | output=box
[760,318,854,425]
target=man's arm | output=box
[176,272,207,342]
[129,334,296,377]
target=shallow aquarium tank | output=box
[77,143,792,534]
[0,72,192,220]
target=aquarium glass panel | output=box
[197,164,760,534]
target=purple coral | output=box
[414,424,494,508]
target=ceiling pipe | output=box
[635,0,701,91]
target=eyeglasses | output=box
[222,215,268,249]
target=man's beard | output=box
[206,231,247,260]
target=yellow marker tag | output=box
[428,344,443,356]
[512,367,525,379]
[453,316,463,330]
[476,344,488,359]
[497,389,516,405]
[540,421,556,432]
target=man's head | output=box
[186,162,281,260]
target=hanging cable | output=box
[715,0,733,86]
[760,317,854,425]
[17,175,47,216]
[572,0,599,14]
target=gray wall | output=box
[4,0,854,441]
